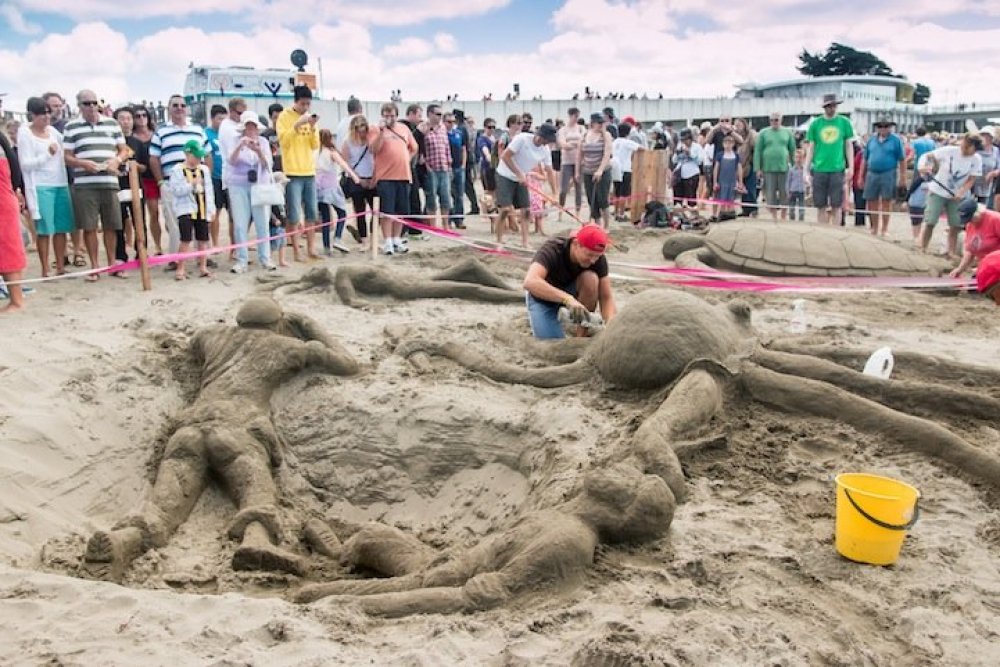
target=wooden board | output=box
[629,149,670,223]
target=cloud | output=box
[0,2,41,34]
[8,0,510,25]
[2,2,1000,112]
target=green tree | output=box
[797,43,896,77]
[913,83,932,104]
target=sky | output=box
[2,0,1000,110]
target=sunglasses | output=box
[80,101,99,107]
[485,125,496,129]
[171,103,187,108]
[430,111,442,116]
[134,112,148,117]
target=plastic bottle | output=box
[788,299,807,334]
[863,346,895,380]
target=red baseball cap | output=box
[623,115,637,126]
[976,250,1000,298]
[573,225,612,252]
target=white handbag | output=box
[249,165,284,207]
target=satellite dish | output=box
[290,49,308,71]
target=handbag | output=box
[250,164,284,207]
[340,145,369,198]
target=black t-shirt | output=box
[403,120,426,157]
[532,236,608,299]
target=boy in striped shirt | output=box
[63,89,129,280]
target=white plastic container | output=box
[863,347,895,380]
[788,299,808,334]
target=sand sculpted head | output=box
[585,290,754,389]
[578,464,675,543]
[660,233,706,259]
[237,297,284,329]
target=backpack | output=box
[641,200,669,228]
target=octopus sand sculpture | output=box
[292,289,1000,616]
[257,257,523,307]
[82,297,357,582]
[662,220,943,277]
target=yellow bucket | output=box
[834,473,920,566]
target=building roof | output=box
[736,75,914,93]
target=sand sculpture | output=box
[257,257,523,307]
[293,463,674,614]
[662,221,943,277]
[397,289,1000,500]
[82,297,360,582]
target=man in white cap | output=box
[805,94,854,225]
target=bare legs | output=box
[0,272,25,313]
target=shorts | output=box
[614,172,632,199]
[376,179,410,217]
[496,174,530,210]
[284,175,318,224]
[762,172,788,207]
[424,169,452,212]
[863,170,897,201]
[481,164,496,192]
[923,192,965,229]
[701,164,714,195]
[212,177,229,211]
[812,171,845,209]
[908,205,924,227]
[141,178,160,201]
[526,282,578,339]
[35,185,75,235]
[71,188,123,231]
[178,214,209,242]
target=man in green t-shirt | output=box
[805,94,855,224]
[754,112,796,221]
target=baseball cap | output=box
[976,250,1000,297]
[958,198,981,225]
[622,115,637,126]
[182,139,206,158]
[573,225,611,252]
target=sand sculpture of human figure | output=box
[293,463,675,615]
[83,297,360,582]
[257,257,524,308]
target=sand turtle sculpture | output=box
[290,289,1000,616]
[662,220,943,277]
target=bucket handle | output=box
[844,488,920,531]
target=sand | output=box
[2,211,1000,666]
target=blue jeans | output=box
[228,184,271,267]
[450,167,465,225]
[526,283,577,339]
[284,175,318,224]
[320,203,346,248]
[741,171,758,216]
[424,169,451,213]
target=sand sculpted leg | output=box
[767,341,1000,387]
[396,340,591,388]
[431,258,513,290]
[83,427,210,581]
[630,368,725,502]
[740,364,1000,487]
[334,572,511,618]
[334,263,521,307]
[753,348,1000,420]
[213,429,305,576]
[493,327,592,364]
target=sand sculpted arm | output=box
[282,311,343,349]
[303,340,361,377]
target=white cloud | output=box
[383,32,457,59]
[0,3,40,34]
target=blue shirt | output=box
[205,127,223,180]
[447,127,465,168]
[911,137,935,169]
[864,134,904,174]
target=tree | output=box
[798,43,896,77]
[913,83,932,105]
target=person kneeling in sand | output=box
[976,249,1000,305]
[522,225,617,339]
[293,463,674,616]
[83,296,360,582]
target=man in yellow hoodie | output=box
[277,85,320,261]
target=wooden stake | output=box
[371,196,380,260]
[128,161,152,291]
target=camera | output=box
[248,169,258,183]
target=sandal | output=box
[199,270,214,278]
[175,272,188,281]
[73,254,87,267]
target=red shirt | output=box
[423,124,451,171]
[964,209,1000,259]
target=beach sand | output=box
[2,212,999,666]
